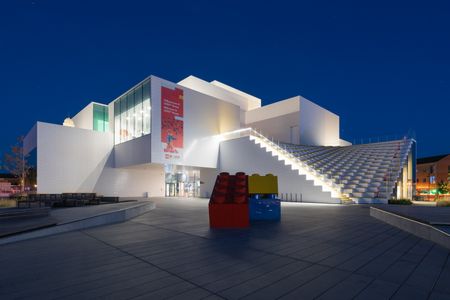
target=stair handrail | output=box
[247,128,344,198]
[384,136,414,200]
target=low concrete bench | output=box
[100,196,119,203]
[18,194,63,208]
[18,193,103,208]
[61,193,100,207]
[0,207,50,219]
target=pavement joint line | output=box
[336,228,416,269]
[0,202,155,246]
[308,229,419,298]
[129,218,407,298]
[130,219,320,266]
[120,239,214,260]
[389,241,437,299]
[127,221,348,295]
[246,262,337,300]
[61,271,174,300]
[263,231,415,300]
[287,225,400,263]
[55,202,154,225]
[425,248,450,300]
[288,225,404,266]
[125,228,306,292]
[371,206,450,238]
[177,252,272,281]
[370,207,450,250]
[281,268,355,300]
[131,216,412,274]
[5,199,449,299]
[164,286,208,300]
[80,230,227,300]
[209,257,305,295]
[215,261,314,299]
[351,235,434,300]
[4,260,152,298]
[0,250,136,281]
[52,270,173,300]
[145,248,264,275]
[264,224,377,258]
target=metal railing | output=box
[220,127,415,201]
[382,136,414,200]
[220,128,344,198]
[351,129,416,145]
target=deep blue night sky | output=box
[1,0,449,159]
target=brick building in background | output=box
[0,174,19,197]
[416,154,450,199]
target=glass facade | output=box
[114,79,151,144]
[93,104,109,132]
[164,165,200,197]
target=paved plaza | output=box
[1,198,450,299]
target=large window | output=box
[430,176,436,184]
[114,80,151,144]
[93,104,109,132]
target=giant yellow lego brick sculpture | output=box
[248,173,278,195]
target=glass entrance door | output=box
[165,168,200,197]
[165,182,176,197]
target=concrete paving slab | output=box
[0,198,450,300]
[0,200,155,245]
[371,206,450,250]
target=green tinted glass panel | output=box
[93,104,109,132]
[113,78,151,144]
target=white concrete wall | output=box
[299,97,340,146]
[199,167,218,198]
[178,75,261,111]
[94,163,165,197]
[36,122,113,193]
[218,137,339,203]
[210,80,261,110]
[72,103,93,130]
[245,96,299,124]
[114,134,151,168]
[246,96,341,146]
[247,112,300,144]
[35,122,163,197]
[245,97,300,144]
[151,76,241,168]
[108,101,114,133]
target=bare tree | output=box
[1,136,30,193]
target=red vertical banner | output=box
[161,86,184,160]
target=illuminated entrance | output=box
[165,165,200,197]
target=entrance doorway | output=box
[165,166,200,197]
[290,125,300,144]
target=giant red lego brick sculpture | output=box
[208,172,250,228]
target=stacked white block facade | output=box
[24,74,416,203]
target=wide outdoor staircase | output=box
[279,140,413,203]
[242,129,414,204]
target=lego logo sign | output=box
[161,86,184,160]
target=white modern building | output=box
[24,75,416,204]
